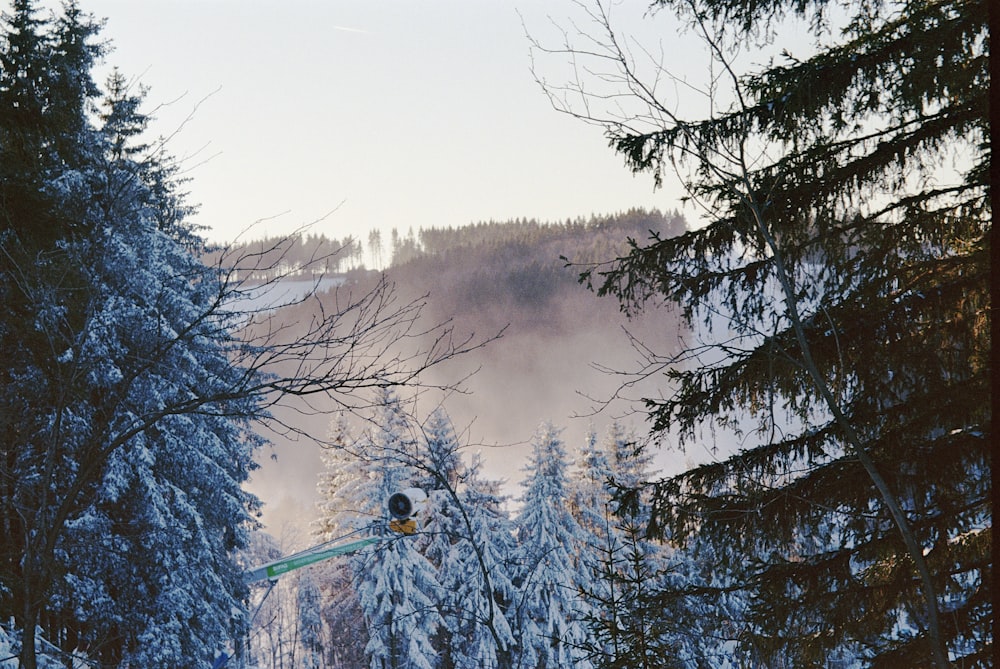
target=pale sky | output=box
[80,0,699,245]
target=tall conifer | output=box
[436,451,517,669]
[0,3,262,665]
[513,423,594,669]
[352,391,442,669]
[542,0,990,664]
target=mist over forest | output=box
[233,208,690,531]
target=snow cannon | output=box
[387,488,427,535]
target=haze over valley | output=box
[228,209,689,531]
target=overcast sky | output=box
[78,0,701,246]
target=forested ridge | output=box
[222,208,688,470]
[387,209,684,319]
[214,208,682,286]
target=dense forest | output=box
[211,208,682,283]
[242,390,718,669]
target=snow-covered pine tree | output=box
[568,423,682,669]
[567,427,613,540]
[410,409,463,668]
[0,4,262,666]
[414,409,462,569]
[313,414,376,669]
[567,421,657,543]
[431,446,518,669]
[315,414,373,541]
[602,422,653,495]
[352,390,442,669]
[512,423,594,669]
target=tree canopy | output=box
[534,0,990,665]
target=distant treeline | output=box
[414,208,683,262]
[210,208,685,283]
[386,208,685,319]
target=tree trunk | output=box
[20,599,38,669]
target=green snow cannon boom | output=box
[243,488,426,583]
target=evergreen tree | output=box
[352,391,442,669]
[412,409,463,668]
[313,415,377,669]
[512,423,594,669]
[584,523,683,669]
[0,0,99,247]
[567,427,613,539]
[455,458,519,669]
[568,424,681,669]
[434,451,518,669]
[0,4,263,666]
[415,409,463,522]
[314,415,372,541]
[538,0,990,665]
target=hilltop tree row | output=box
[216,208,684,282]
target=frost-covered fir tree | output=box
[567,425,622,615]
[351,391,443,669]
[410,409,463,667]
[567,421,657,543]
[454,455,519,669]
[433,448,518,669]
[0,3,262,666]
[416,409,463,499]
[315,414,373,540]
[603,422,653,494]
[313,414,374,669]
[567,426,614,540]
[568,423,681,669]
[512,423,593,669]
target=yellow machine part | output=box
[389,518,418,535]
